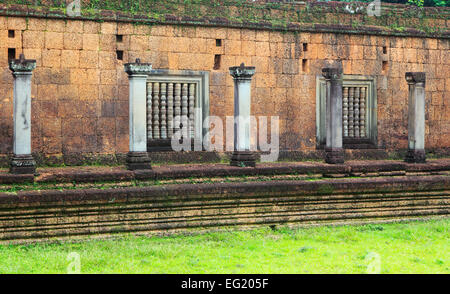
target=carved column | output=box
[9,54,36,174]
[322,67,344,164]
[124,59,152,170]
[229,63,256,167]
[405,72,426,163]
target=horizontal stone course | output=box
[0,174,448,243]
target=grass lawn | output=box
[0,219,448,274]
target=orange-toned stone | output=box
[100,70,117,85]
[65,20,83,33]
[255,42,270,57]
[37,84,57,101]
[100,34,116,51]
[79,50,99,69]
[58,84,79,100]
[101,22,117,34]
[23,30,44,49]
[42,49,61,68]
[7,17,26,30]
[99,51,116,70]
[61,50,79,68]
[83,34,99,51]
[83,21,100,34]
[45,32,64,49]
[64,33,83,50]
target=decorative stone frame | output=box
[316,74,378,149]
[146,69,210,151]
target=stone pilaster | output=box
[405,72,426,163]
[9,54,36,174]
[322,67,344,164]
[229,63,256,167]
[124,59,153,170]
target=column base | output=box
[10,154,36,174]
[126,152,152,170]
[405,149,426,163]
[325,147,344,164]
[230,151,256,167]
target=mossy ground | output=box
[0,219,448,273]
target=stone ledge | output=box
[0,175,448,243]
[0,159,447,184]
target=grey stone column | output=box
[124,59,153,170]
[405,72,426,163]
[322,67,344,164]
[229,63,256,167]
[9,54,36,174]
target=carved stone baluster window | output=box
[316,75,377,149]
[146,70,210,151]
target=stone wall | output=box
[0,1,448,165]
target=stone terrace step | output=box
[0,159,449,185]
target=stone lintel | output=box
[229,63,256,81]
[322,67,343,80]
[405,72,426,85]
[124,58,153,76]
[9,54,36,74]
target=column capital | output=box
[322,67,343,81]
[9,54,36,74]
[229,63,255,81]
[124,58,152,76]
[405,72,426,86]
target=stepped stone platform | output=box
[0,159,449,243]
[1,159,449,184]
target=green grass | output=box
[0,219,448,274]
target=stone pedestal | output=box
[229,63,256,167]
[124,59,153,170]
[322,67,344,164]
[405,72,426,163]
[9,54,36,174]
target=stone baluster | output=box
[343,87,349,138]
[189,83,195,138]
[147,82,152,140]
[152,82,160,139]
[174,83,181,135]
[348,87,354,137]
[229,63,256,167]
[354,87,360,138]
[160,83,167,139]
[181,83,188,138]
[124,58,152,170]
[9,54,36,174]
[360,87,366,137]
[167,83,174,138]
[405,72,426,163]
[322,66,344,164]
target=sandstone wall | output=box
[0,2,448,164]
